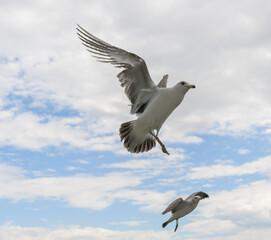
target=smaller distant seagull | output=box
[162,191,209,232]
[77,25,195,155]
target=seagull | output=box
[162,191,209,232]
[77,25,195,155]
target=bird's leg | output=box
[174,219,179,232]
[149,131,170,155]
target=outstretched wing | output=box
[185,191,209,201]
[77,25,158,115]
[162,198,184,215]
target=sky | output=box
[1,0,271,239]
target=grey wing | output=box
[185,191,209,201]
[162,198,184,215]
[77,25,158,115]
[157,74,168,88]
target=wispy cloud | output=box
[200,180,271,224]
[237,148,251,155]
[110,220,147,226]
[0,224,178,240]
[65,166,81,171]
[186,155,271,180]
[0,109,122,152]
[0,163,175,212]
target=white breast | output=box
[138,87,184,131]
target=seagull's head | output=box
[177,81,196,92]
[192,195,202,203]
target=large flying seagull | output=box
[77,25,195,154]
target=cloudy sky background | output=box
[1,0,271,239]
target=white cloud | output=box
[0,163,175,212]
[101,149,189,180]
[186,155,271,180]
[202,183,213,188]
[113,189,175,212]
[182,219,271,240]
[211,228,271,240]
[1,222,271,240]
[65,166,81,171]
[182,219,239,235]
[103,159,156,170]
[102,154,185,172]
[110,220,147,227]
[237,148,250,155]
[31,168,56,177]
[200,180,271,224]
[0,224,178,240]
[0,162,25,180]
[0,109,122,152]
[214,159,234,164]
[77,159,89,165]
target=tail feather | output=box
[119,120,156,153]
[119,122,132,139]
[162,221,169,228]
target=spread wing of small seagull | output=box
[162,197,184,215]
[77,24,195,155]
[162,191,209,232]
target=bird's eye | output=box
[180,81,185,85]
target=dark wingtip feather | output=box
[162,221,168,228]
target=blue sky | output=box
[1,0,271,239]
